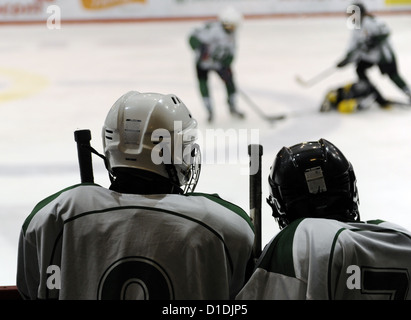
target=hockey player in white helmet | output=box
[17,91,254,300]
[237,139,411,300]
[189,7,245,122]
[337,3,411,103]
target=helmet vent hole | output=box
[171,96,182,105]
[105,129,113,140]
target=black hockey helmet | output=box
[351,2,367,17]
[267,138,360,229]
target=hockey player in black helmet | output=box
[267,139,360,229]
[237,138,411,300]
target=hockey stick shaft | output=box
[74,129,94,183]
[238,89,286,121]
[296,66,336,87]
[248,144,263,259]
[239,89,265,117]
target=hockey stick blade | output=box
[387,99,411,108]
[295,75,309,87]
[265,114,287,121]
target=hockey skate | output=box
[202,97,214,123]
[207,110,214,123]
[230,108,245,119]
[228,95,245,119]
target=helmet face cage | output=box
[165,122,201,193]
[180,143,201,194]
[267,138,360,229]
[102,91,201,193]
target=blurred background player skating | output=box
[337,2,411,103]
[189,7,245,123]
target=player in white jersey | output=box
[17,91,255,300]
[236,138,411,300]
[337,3,411,102]
[189,7,245,122]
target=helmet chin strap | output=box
[80,144,114,182]
[83,143,201,194]
[165,164,184,194]
[267,195,289,229]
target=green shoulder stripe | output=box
[187,192,254,231]
[258,218,304,277]
[22,183,99,235]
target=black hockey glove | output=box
[199,44,209,61]
[337,57,350,68]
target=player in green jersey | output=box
[189,7,245,122]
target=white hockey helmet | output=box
[102,91,201,193]
[218,6,243,31]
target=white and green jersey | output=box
[189,21,236,70]
[236,218,411,300]
[346,15,394,65]
[17,183,254,300]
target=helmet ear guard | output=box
[164,143,201,194]
[346,165,360,220]
[266,191,289,230]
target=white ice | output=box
[1,14,411,285]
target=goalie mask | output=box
[267,138,360,229]
[102,91,201,193]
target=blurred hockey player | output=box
[237,139,411,300]
[17,91,255,300]
[320,80,390,113]
[189,7,244,122]
[337,3,411,102]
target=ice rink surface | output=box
[1,14,410,285]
